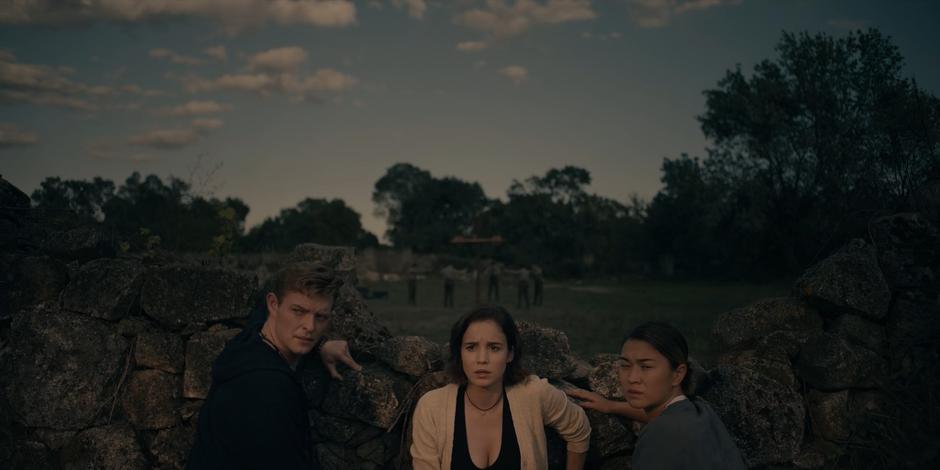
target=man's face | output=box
[265,290,332,364]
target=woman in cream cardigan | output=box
[410,305,591,470]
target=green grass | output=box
[360,277,790,367]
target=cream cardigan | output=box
[410,375,591,470]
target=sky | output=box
[2,0,939,240]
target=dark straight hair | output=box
[624,321,692,395]
[447,305,528,386]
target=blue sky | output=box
[2,0,939,238]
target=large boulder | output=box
[795,333,887,391]
[375,335,443,377]
[702,365,805,467]
[712,297,823,350]
[61,258,146,321]
[59,424,148,470]
[869,213,940,290]
[4,440,56,470]
[829,313,886,352]
[8,305,128,429]
[183,327,240,399]
[586,409,634,458]
[716,348,797,389]
[0,255,69,319]
[320,363,412,429]
[287,243,358,285]
[805,390,850,442]
[794,239,891,320]
[136,329,185,373]
[587,356,623,400]
[330,283,392,353]
[141,265,255,330]
[517,321,577,379]
[121,369,181,429]
[149,424,196,470]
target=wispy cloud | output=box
[627,0,741,28]
[498,65,528,85]
[154,100,231,117]
[392,0,428,19]
[457,41,489,52]
[247,46,308,73]
[0,122,39,148]
[455,0,596,39]
[177,67,358,101]
[0,0,358,34]
[150,48,205,66]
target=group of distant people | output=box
[187,261,745,470]
[407,261,545,309]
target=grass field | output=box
[359,277,790,367]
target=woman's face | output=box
[461,320,514,390]
[618,339,685,413]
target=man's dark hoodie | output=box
[186,317,314,470]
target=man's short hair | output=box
[270,262,343,301]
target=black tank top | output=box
[452,385,521,470]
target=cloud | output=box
[150,48,205,66]
[0,122,39,148]
[828,19,869,31]
[455,0,596,39]
[456,41,488,52]
[128,128,201,149]
[155,100,231,117]
[192,118,224,131]
[85,139,154,161]
[205,45,228,62]
[627,0,741,28]
[248,46,308,72]
[177,68,357,100]
[498,65,528,84]
[0,0,358,34]
[0,51,109,111]
[392,0,427,19]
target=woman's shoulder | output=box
[416,382,459,408]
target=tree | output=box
[372,164,488,252]
[697,29,940,273]
[31,176,115,222]
[240,198,377,252]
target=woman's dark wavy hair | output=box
[447,305,528,386]
[624,321,692,395]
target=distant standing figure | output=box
[531,265,544,307]
[441,265,460,308]
[407,262,420,306]
[513,265,531,310]
[487,262,502,302]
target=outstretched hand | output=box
[565,387,616,414]
[319,340,362,380]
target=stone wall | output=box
[2,175,938,469]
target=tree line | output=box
[30,30,940,278]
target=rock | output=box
[587,356,622,400]
[586,409,634,458]
[0,175,29,208]
[316,415,382,445]
[356,437,386,465]
[0,255,69,319]
[183,328,240,399]
[321,363,412,429]
[806,390,850,442]
[330,283,392,353]
[33,429,77,451]
[885,292,940,362]
[117,316,150,337]
[179,400,203,422]
[5,440,55,470]
[376,336,443,377]
[61,258,145,321]
[702,365,805,467]
[140,265,255,330]
[150,424,196,470]
[8,305,128,429]
[566,357,594,382]
[792,439,844,469]
[830,313,886,352]
[717,349,796,389]
[121,369,181,429]
[315,442,357,470]
[41,224,117,261]
[517,321,577,379]
[869,213,940,289]
[796,333,887,391]
[598,454,632,470]
[713,297,824,350]
[136,329,185,373]
[794,239,891,320]
[756,329,819,360]
[60,424,148,470]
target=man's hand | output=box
[565,388,616,414]
[320,340,362,380]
